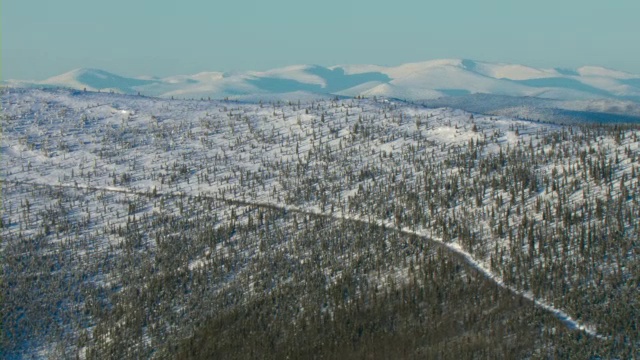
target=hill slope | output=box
[1,88,638,357]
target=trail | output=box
[2,179,607,339]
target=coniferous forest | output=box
[1,88,638,358]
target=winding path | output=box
[2,179,607,339]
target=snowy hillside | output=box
[2,88,638,358]
[6,59,640,103]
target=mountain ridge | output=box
[5,59,640,104]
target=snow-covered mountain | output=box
[6,59,640,103]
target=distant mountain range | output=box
[6,59,640,122]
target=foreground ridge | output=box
[3,179,607,340]
[4,91,637,357]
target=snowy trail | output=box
[3,179,607,339]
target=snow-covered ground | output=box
[2,87,638,356]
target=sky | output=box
[3,0,640,80]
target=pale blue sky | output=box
[3,0,640,80]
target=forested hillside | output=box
[1,88,638,358]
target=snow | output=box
[6,59,640,103]
[3,87,635,357]
[470,62,560,80]
[577,66,637,79]
[249,64,328,87]
[388,63,533,96]
[29,179,602,339]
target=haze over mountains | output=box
[7,59,640,123]
[6,59,640,101]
